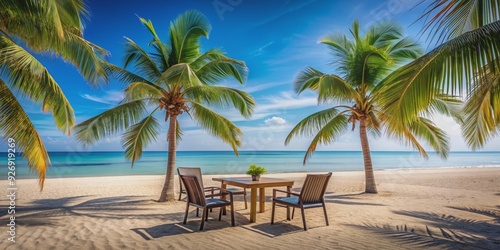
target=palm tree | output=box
[0,0,108,188]
[286,21,455,193]
[74,10,255,202]
[379,0,500,149]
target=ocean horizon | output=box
[2,151,500,179]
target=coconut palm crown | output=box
[74,10,255,202]
[286,21,457,193]
[0,0,108,188]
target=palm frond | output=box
[461,71,500,149]
[1,1,109,85]
[383,117,428,158]
[46,0,65,39]
[0,37,75,134]
[195,58,248,85]
[184,85,254,118]
[176,119,183,141]
[169,10,211,64]
[138,17,171,71]
[73,99,148,145]
[301,111,349,164]
[285,107,348,145]
[190,102,242,155]
[57,32,109,85]
[418,0,500,44]
[122,112,161,166]
[317,74,359,104]
[1,0,89,47]
[123,37,161,81]
[409,117,450,158]
[0,79,49,189]
[102,62,152,85]
[293,66,325,94]
[383,113,449,158]
[123,81,164,103]
[388,37,423,65]
[349,20,362,44]
[320,33,353,68]
[190,48,228,69]
[365,21,403,48]
[158,63,201,88]
[351,49,390,87]
[56,0,89,32]
[427,95,464,123]
[367,111,382,138]
[380,20,500,125]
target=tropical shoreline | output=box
[6,164,500,180]
[1,167,499,249]
[4,151,499,179]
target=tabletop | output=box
[212,177,294,188]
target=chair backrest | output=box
[179,175,206,206]
[299,172,332,204]
[178,167,205,191]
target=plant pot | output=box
[252,175,260,181]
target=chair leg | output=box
[200,207,206,231]
[219,207,223,221]
[178,191,182,201]
[210,189,214,212]
[205,207,209,221]
[292,207,295,220]
[183,202,190,224]
[301,207,307,231]
[323,203,329,226]
[271,201,275,224]
[230,203,235,227]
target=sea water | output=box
[1,151,499,179]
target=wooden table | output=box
[212,177,294,223]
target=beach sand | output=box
[1,168,499,249]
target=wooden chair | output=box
[271,172,332,231]
[177,167,247,209]
[180,175,235,231]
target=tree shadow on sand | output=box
[131,210,250,239]
[0,195,174,227]
[241,222,305,237]
[324,193,387,206]
[349,206,500,249]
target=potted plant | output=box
[246,164,267,181]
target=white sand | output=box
[1,168,499,249]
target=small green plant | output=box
[246,164,267,176]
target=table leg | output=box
[250,187,257,223]
[259,188,265,213]
[221,182,227,215]
[286,185,291,220]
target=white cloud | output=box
[253,91,319,118]
[243,80,290,93]
[215,91,320,122]
[253,0,319,28]
[249,41,274,57]
[81,90,124,105]
[264,116,286,126]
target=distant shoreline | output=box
[3,151,499,179]
[2,150,500,154]
[11,164,500,180]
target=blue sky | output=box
[17,0,500,152]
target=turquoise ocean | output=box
[2,151,499,179]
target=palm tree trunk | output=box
[158,115,178,202]
[359,116,378,193]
